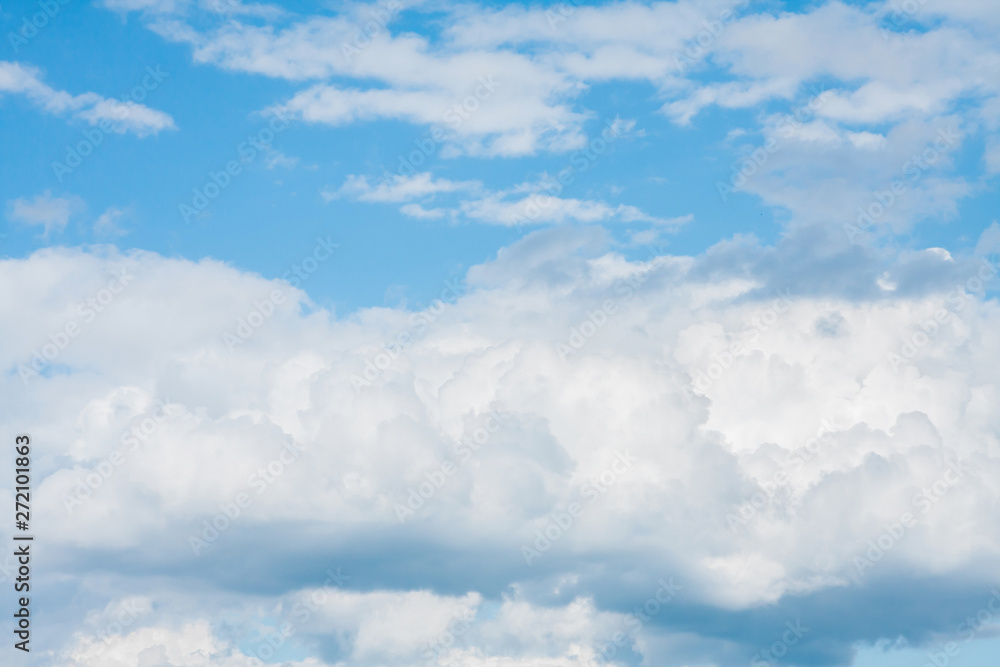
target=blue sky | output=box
[3,0,1000,666]
[6,0,996,314]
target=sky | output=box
[1,0,1000,665]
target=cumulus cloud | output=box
[16,2,1000,664]
[65,620,324,667]
[4,221,1000,665]
[0,61,175,136]
[59,590,623,667]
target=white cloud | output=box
[6,191,84,235]
[976,221,1000,255]
[329,172,678,228]
[720,116,971,232]
[399,203,448,219]
[65,620,325,667]
[97,0,995,250]
[94,206,130,236]
[117,0,1000,179]
[458,191,679,227]
[703,2,1000,127]
[61,591,621,667]
[331,172,480,203]
[152,14,586,156]
[265,150,299,169]
[985,136,1000,175]
[0,61,175,136]
[100,0,283,18]
[19,0,1000,661]
[100,0,184,12]
[919,0,1000,30]
[7,225,1000,665]
[661,77,800,126]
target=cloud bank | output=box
[5,222,1000,665]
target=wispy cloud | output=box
[326,172,480,203]
[328,171,684,228]
[6,191,84,236]
[0,61,175,136]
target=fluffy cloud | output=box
[59,590,622,667]
[7,1,996,665]
[6,222,1000,665]
[141,0,1000,138]
[151,14,587,156]
[65,620,324,667]
[137,1,744,155]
